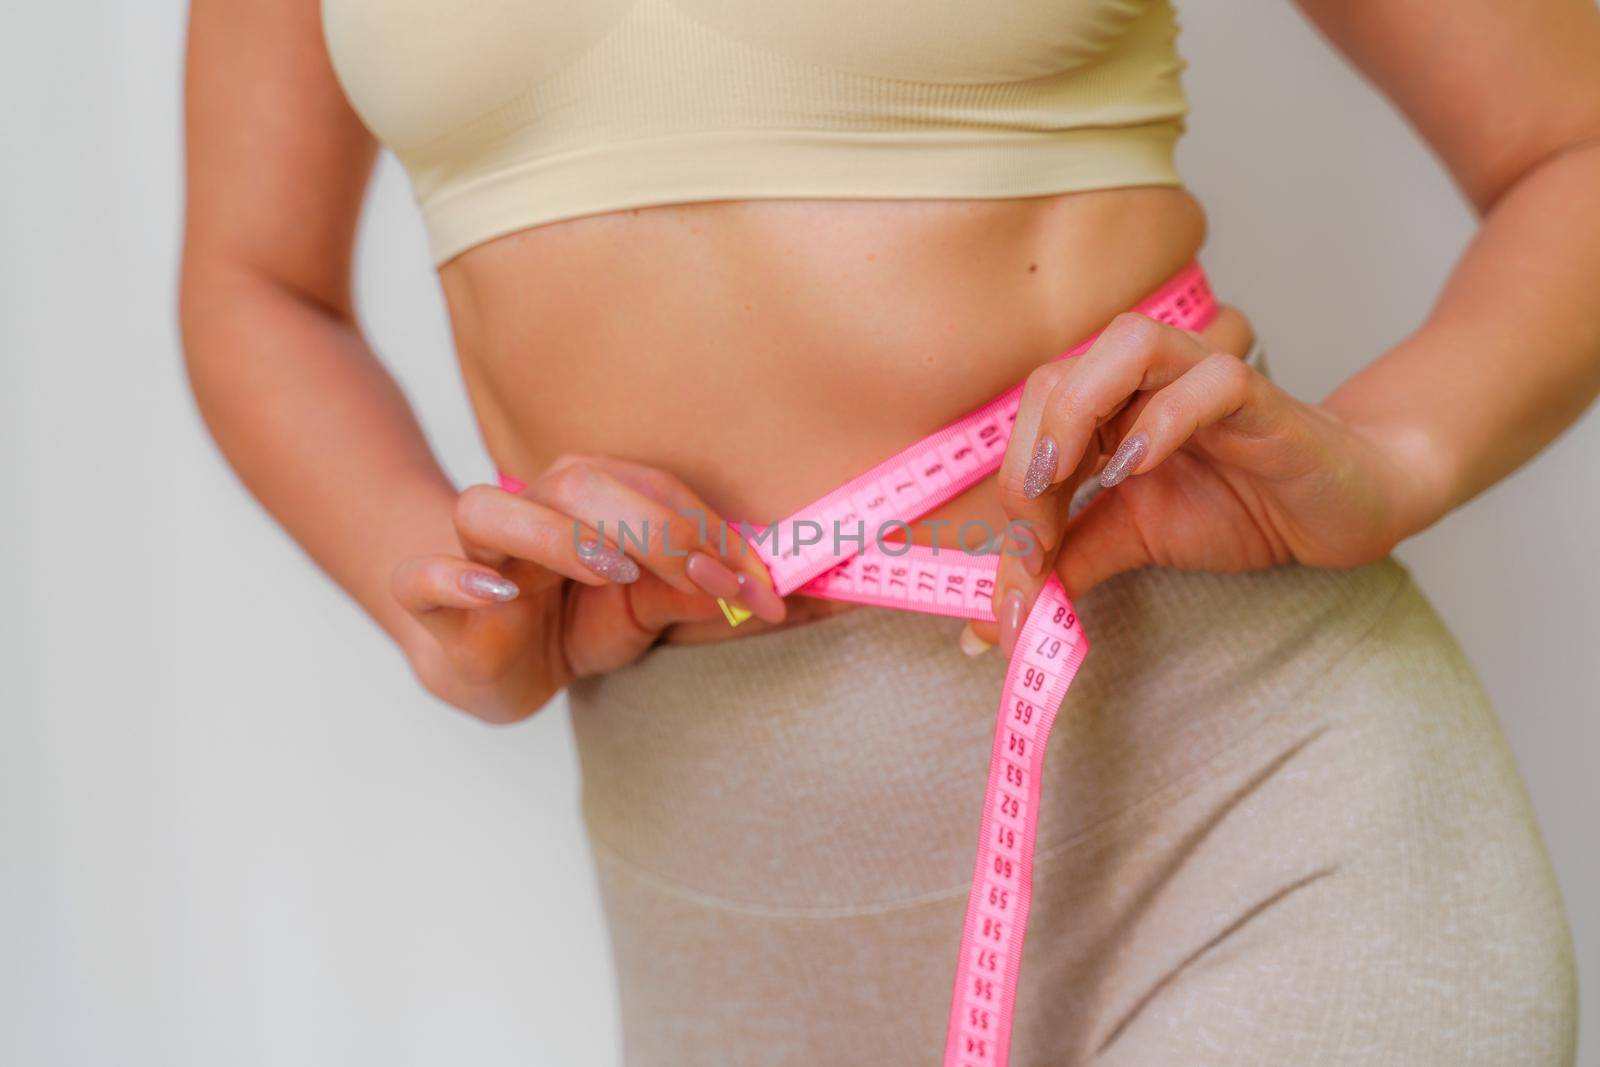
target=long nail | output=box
[460,571,519,602]
[1022,436,1059,500]
[998,590,1025,657]
[578,539,641,584]
[686,552,741,599]
[735,572,786,624]
[959,624,994,657]
[1099,431,1150,488]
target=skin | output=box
[182,0,1600,725]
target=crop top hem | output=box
[421,120,1183,266]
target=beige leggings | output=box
[568,555,1576,1066]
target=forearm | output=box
[180,260,458,651]
[1323,138,1600,536]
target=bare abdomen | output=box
[438,187,1229,531]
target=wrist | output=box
[1319,393,1460,545]
[352,472,464,644]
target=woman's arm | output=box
[180,0,784,718]
[981,0,1600,646]
[1296,0,1600,534]
[180,0,457,656]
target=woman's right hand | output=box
[390,454,787,724]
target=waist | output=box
[441,187,1232,524]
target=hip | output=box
[566,554,1519,910]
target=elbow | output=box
[175,249,248,454]
[176,242,356,382]
[1470,128,1600,218]
[176,245,229,387]
[174,245,272,428]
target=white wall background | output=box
[3,2,1594,1063]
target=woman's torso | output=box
[440,189,1250,547]
[325,0,1255,617]
[325,0,1253,635]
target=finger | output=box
[1097,352,1270,488]
[561,538,793,678]
[999,314,1212,529]
[565,570,848,677]
[962,523,1041,655]
[561,573,746,677]
[1050,486,1153,601]
[996,361,1074,552]
[1016,436,1103,583]
[391,554,543,678]
[625,579,728,632]
[964,426,1144,655]
[557,454,723,523]
[453,484,633,587]
[393,555,521,616]
[994,525,1056,659]
[547,453,778,591]
[660,592,859,646]
[963,436,1102,654]
[532,458,784,622]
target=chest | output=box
[323,0,1154,149]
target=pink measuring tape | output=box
[502,263,1217,1065]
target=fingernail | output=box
[578,539,641,584]
[460,571,519,602]
[999,590,1025,657]
[686,552,742,599]
[959,624,994,657]
[1099,431,1149,488]
[1022,436,1059,500]
[735,572,786,624]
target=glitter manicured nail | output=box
[578,539,641,584]
[1022,436,1059,500]
[460,571,519,602]
[1099,431,1150,488]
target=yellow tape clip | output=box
[717,597,753,628]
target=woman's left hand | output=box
[972,311,1440,656]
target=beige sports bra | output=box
[322,0,1190,265]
